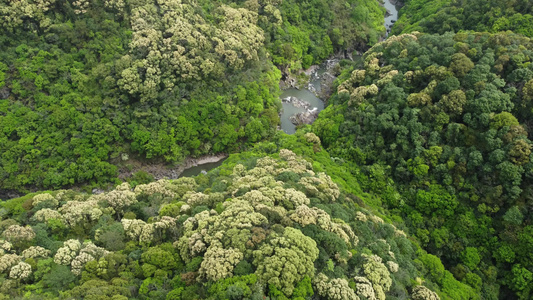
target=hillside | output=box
[2,0,533,299]
[392,0,533,37]
[0,134,475,299]
[314,31,533,298]
[0,0,386,193]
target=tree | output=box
[199,243,243,281]
[253,227,319,296]
[509,264,533,299]
[411,285,440,300]
[449,53,474,77]
[461,247,481,270]
[313,273,358,300]
[415,185,458,217]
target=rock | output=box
[319,72,336,99]
[307,84,317,95]
[282,96,311,109]
[325,58,340,71]
[0,87,10,99]
[302,65,319,76]
[289,107,319,125]
[346,51,353,61]
[279,75,298,89]
[0,189,22,200]
[92,188,104,194]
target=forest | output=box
[0,133,477,299]
[315,32,533,298]
[0,0,532,299]
[392,0,533,37]
[0,0,385,194]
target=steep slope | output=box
[0,134,474,299]
[0,0,387,194]
[0,0,282,193]
[392,0,533,37]
[314,31,533,298]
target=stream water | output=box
[178,158,228,178]
[280,66,325,134]
[384,0,400,36]
[279,0,399,134]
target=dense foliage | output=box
[314,31,533,298]
[392,0,533,37]
[0,0,282,193]
[0,0,386,193]
[0,134,474,299]
[259,0,386,71]
[3,0,533,299]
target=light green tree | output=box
[253,227,319,296]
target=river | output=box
[280,66,326,134]
[384,0,400,36]
[279,0,399,134]
[179,158,227,178]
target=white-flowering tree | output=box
[199,242,244,281]
[32,193,58,209]
[0,254,21,273]
[22,246,51,259]
[353,276,377,300]
[411,285,441,300]
[9,261,32,280]
[360,254,392,300]
[314,273,359,300]
[134,180,176,198]
[0,240,13,255]
[58,199,104,228]
[253,227,319,296]
[32,208,62,223]
[54,239,82,265]
[93,183,137,216]
[0,0,56,31]
[2,225,35,249]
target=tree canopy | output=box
[314,31,533,299]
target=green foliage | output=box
[509,264,533,299]
[502,206,524,225]
[0,0,282,192]
[415,185,458,217]
[461,247,481,270]
[141,247,178,271]
[42,264,76,291]
[292,276,314,299]
[265,0,385,71]
[315,31,533,298]
[392,0,533,38]
[0,143,459,299]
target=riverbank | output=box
[117,153,228,181]
[0,154,229,200]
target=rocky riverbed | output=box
[289,107,320,126]
[279,58,341,134]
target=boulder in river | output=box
[289,107,319,125]
[282,96,312,109]
[319,72,337,100]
